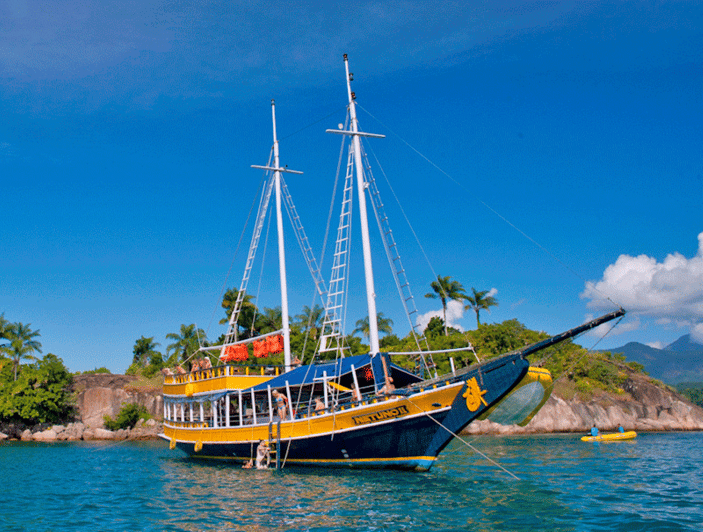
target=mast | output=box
[271,101,292,371]
[344,54,381,355]
[326,55,385,356]
[251,100,302,372]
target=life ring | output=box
[169,438,176,450]
[194,440,203,453]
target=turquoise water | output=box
[1,432,702,531]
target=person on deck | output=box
[378,377,395,395]
[272,390,287,420]
[314,397,325,411]
[591,424,599,437]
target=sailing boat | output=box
[160,55,624,470]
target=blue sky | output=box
[1,1,701,373]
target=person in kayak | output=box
[591,424,599,437]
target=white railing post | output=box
[351,364,361,400]
[285,380,294,419]
[238,390,244,427]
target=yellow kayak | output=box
[581,430,637,442]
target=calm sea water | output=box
[1,432,702,531]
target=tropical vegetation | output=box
[424,275,466,336]
[104,403,151,430]
[464,287,499,327]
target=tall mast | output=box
[326,55,385,356]
[271,101,292,370]
[345,55,380,355]
[251,100,302,372]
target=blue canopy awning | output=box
[249,354,373,391]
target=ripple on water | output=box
[1,434,703,531]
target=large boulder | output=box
[33,429,58,441]
[72,374,163,428]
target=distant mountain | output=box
[606,335,703,385]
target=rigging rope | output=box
[356,104,622,311]
[536,313,626,384]
[206,152,273,339]
[404,396,520,480]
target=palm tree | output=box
[425,275,466,336]
[352,313,394,341]
[295,304,324,341]
[132,336,161,366]
[220,287,258,339]
[255,307,283,335]
[464,287,499,328]
[166,324,206,366]
[5,322,42,381]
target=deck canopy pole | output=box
[180,404,185,423]
[199,402,204,422]
[238,390,243,427]
[267,385,274,422]
[450,357,456,376]
[212,401,218,428]
[285,380,294,419]
[251,389,257,425]
[164,403,168,421]
[225,395,231,428]
[190,404,194,422]
[323,370,329,408]
[351,364,361,400]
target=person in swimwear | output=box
[272,389,288,420]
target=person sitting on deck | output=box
[292,356,302,368]
[201,357,212,369]
[255,440,270,469]
[175,365,187,375]
[591,424,599,437]
[161,367,174,377]
[314,397,325,412]
[272,389,288,420]
[378,377,395,395]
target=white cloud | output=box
[585,313,641,339]
[646,341,664,349]
[581,232,703,337]
[416,299,465,333]
[692,323,703,344]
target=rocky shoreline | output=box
[465,374,703,435]
[0,418,164,442]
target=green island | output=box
[1,277,702,440]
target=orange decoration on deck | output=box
[253,339,268,358]
[266,335,284,354]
